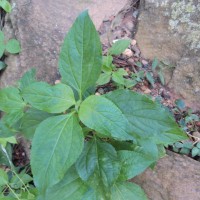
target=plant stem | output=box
[6,184,20,200]
[12,170,30,194]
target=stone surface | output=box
[0,0,128,87]
[132,151,200,200]
[135,0,200,110]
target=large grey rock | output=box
[135,0,200,110]
[132,151,200,200]
[0,0,128,87]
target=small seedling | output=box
[150,57,175,86]
[0,31,21,59]
[174,99,199,131]
[172,141,200,157]
[97,39,136,88]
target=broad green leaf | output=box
[138,139,159,160]
[182,141,193,149]
[0,168,8,186]
[6,39,21,54]
[92,140,121,187]
[109,39,131,56]
[18,68,36,91]
[75,140,98,181]
[111,182,147,200]
[10,171,33,189]
[109,140,136,151]
[192,147,199,157]
[152,57,158,71]
[0,87,26,112]
[0,61,7,70]
[3,110,24,127]
[112,69,128,85]
[59,10,102,96]
[105,90,187,144]
[45,167,88,200]
[103,56,113,68]
[0,0,12,12]
[0,43,5,58]
[19,108,53,140]
[79,95,135,141]
[118,150,155,180]
[0,196,15,200]
[175,99,185,110]
[0,120,15,138]
[31,113,84,194]
[112,73,124,85]
[82,188,106,200]
[76,139,121,188]
[117,68,128,76]
[0,143,12,166]
[174,142,183,149]
[146,72,154,87]
[22,82,75,113]
[83,86,96,99]
[96,72,111,85]
[124,79,137,88]
[19,191,36,200]
[0,136,17,147]
[185,114,199,123]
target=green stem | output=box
[6,184,20,200]
[1,145,30,194]
[12,171,30,194]
[79,90,82,102]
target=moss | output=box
[169,0,200,51]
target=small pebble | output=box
[193,131,200,138]
[95,92,101,96]
[123,49,133,58]
[98,88,105,94]
[141,60,148,65]
[127,58,134,64]
[143,88,151,94]
[133,10,139,18]
[131,39,137,46]
[195,122,200,127]
[55,80,61,84]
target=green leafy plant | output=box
[0,31,21,71]
[0,11,187,199]
[0,167,36,199]
[174,99,199,131]
[145,57,171,87]
[0,0,11,13]
[96,39,136,89]
[172,141,200,157]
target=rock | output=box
[131,39,137,46]
[0,0,128,87]
[135,0,200,111]
[122,48,134,57]
[141,59,148,65]
[132,151,200,200]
